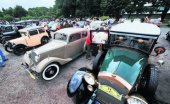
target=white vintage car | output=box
[23,28,87,80]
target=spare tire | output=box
[13,45,26,56]
[145,64,159,96]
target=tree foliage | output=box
[0,0,169,21]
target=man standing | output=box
[85,31,91,59]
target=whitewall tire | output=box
[42,63,60,80]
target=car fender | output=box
[67,70,86,97]
[35,57,72,73]
[9,37,28,46]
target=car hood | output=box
[100,47,148,86]
[34,40,67,55]
[9,37,24,44]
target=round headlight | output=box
[84,73,95,85]
[34,55,40,62]
[87,85,93,92]
[127,95,148,104]
[30,51,40,63]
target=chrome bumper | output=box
[21,63,36,79]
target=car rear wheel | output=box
[41,37,49,45]
[13,45,26,56]
[42,63,59,80]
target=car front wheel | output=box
[13,45,26,56]
[42,63,60,80]
[145,65,158,95]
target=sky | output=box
[0,0,55,10]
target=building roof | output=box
[110,23,161,36]
[56,27,87,36]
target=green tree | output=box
[13,5,27,18]
[3,14,13,21]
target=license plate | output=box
[99,85,122,101]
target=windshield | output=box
[54,33,67,41]
[110,33,155,53]
[100,47,148,85]
[19,32,27,36]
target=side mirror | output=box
[154,46,166,56]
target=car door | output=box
[65,33,82,58]
[27,29,40,47]
[81,31,88,49]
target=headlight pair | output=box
[84,73,96,92]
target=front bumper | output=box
[21,63,37,79]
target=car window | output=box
[39,29,45,33]
[5,26,13,32]
[82,31,87,38]
[54,33,67,41]
[69,33,81,42]
[29,30,38,36]
[20,32,27,36]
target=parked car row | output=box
[1,22,166,104]
[0,25,24,44]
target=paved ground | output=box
[0,27,170,104]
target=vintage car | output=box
[22,28,88,80]
[0,25,24,44]
[4,26,49,56]
[67,23,166,104]
[50,22,61,31]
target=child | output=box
[0,49,8,67]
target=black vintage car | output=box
[0,25,24,44]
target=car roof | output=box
[110,23,161,36]
[56,27,87,35]
[19,26,43,32]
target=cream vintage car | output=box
[23,28,87,80]
[4,26,49,56]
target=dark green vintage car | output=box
[67,23,166,104]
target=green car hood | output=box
[100,47,148,86]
